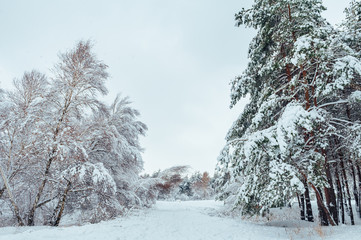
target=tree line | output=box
[215,0,361,226]
[142,166,215,201]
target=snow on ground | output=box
[0,200,360,240]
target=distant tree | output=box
[155,166,189,200]
[179,177,193,198]
[192,172,212,200]
[149,168,215,201]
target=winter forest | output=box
[0,0,361,239]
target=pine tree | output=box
[216,0,361,226]
[217,0,327,217]
[339,0,361,220]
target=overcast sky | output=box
[0,1,351,174]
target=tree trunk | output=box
[341,169,349,217]
[297,170,335,225]
[340,158,355,225]
[309,183,336,226]
[51,179,72,227]
[323,149,338,224]
[335,164,344,224]
[28,150,56,226]
[324,186,338,225]
[304,183,314,222]
[317,187,329,226]
[346,104,359,219]
[28,90,72,226]
[0,186,4,199]
[298,193,305,220]
[0,167,24,226]
[357,164,361,218]
[350,161,359,211]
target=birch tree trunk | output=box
[0,166,24,226]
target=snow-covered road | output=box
[0,200,360,240]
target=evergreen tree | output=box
[216,0,361,226]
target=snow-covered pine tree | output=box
[343,0,361,56]
[216,0,361,226]
[292,0,361,225]
[338,0,361,220]
[216,0,326,219]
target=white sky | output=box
[0,0,351,175]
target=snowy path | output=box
[0,200,360,240]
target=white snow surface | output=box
[0,200,360,240]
